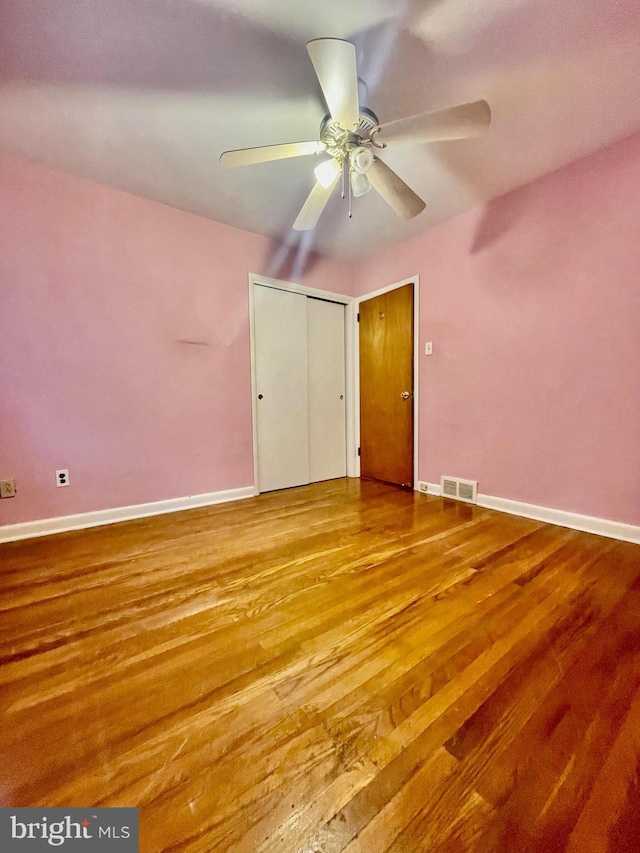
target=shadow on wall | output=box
[469,129,640,258]
[466,179,570,288]
[470,184,533,254]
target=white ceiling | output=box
[1,0,639,259]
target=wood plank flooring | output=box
[1,478,639,852]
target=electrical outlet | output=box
[0,479,16,498]
[56,469,70,487]
[425,342,433,356]
[417,481,429,493]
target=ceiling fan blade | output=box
[376,100,491,146]
[367,158,426,220]
[307,38,359,131]
[220,140,325,168]
[292,174,340,231]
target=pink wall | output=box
[3,131,640,530]
[0,155,352,525]
[355,132,640,526]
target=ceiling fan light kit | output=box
[350,171,371,198]
[314,157,342,188]
[220,38,491,232]
[351,146,374,175]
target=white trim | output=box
[422,482,443,497]
[354,275,420,486]
[248,273,352,305]
[344,299,358,477]
[412,276,420,490]
[0,487,254,544]
[357,278,417,301]
[248,276,260,495]
[248,273,355,495]
[419,483,640,544]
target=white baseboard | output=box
[420,483,640,545]
[0,486,254,544]
[5,482,638,547]
[424,482,443,497]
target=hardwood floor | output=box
[1,478,639,852]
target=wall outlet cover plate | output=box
[0,479,16,498]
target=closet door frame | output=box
[248,273,355,496]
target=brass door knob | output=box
[400,391,412,400]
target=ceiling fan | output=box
[220,38,491,231]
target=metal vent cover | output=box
[442,478,458,498]
[458,481,475,502]
[440,476,478,504]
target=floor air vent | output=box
[442,478,458,498]
[440,476,478,504]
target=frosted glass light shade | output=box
[350,171,371,197]
[314,158,342,188]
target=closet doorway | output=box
[250,278,351,493]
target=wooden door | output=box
[359,284,414,488]
[307,298,347,482]
[254,285,309,492]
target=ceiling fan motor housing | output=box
[320,107,380,161]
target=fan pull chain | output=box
[348,165,352,218]
[341,157,346,200]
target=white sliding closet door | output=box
[254,285,309,492]
[307,298,346,482]
[253,284,347,492]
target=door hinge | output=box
[357,447,361,456]
[357,312,360,322]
